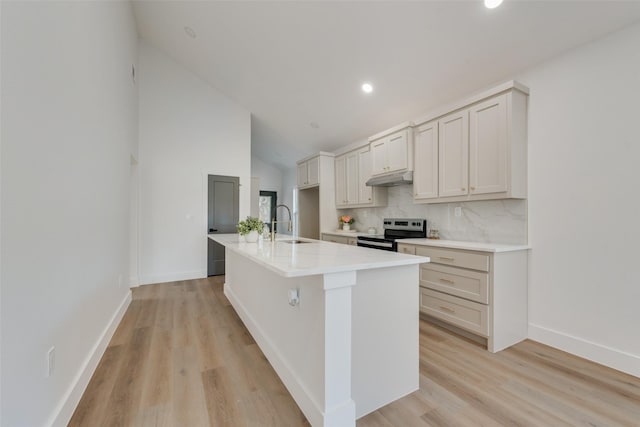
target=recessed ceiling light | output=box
[361,83,373,94]
[184,26,197,38]
[484,0,503,9]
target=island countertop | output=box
[209,234,428,278]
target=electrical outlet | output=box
[454,207,462,217]
[47,347,55,377]
[288,288,300,307]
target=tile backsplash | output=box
[338,185,528,244]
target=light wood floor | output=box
[70,276,640,427]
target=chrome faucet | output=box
[271,204,292,241]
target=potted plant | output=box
[237,216,265,242]
[339,215,355,231]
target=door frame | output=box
[259,190,277,232]
[201,171,241,275]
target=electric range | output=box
[357,218,427,252]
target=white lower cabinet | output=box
[321,234,357,246]
[420,288,489,337]
[398,242,528,353]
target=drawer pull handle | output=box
[439,306,455,313]
[439,278,455,284]
[438,256,455,261]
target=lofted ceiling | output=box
[132,1,640,170]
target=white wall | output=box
[1,2,138,426]
[518,22,640,377]
[280,166,298,227]
[252,155,283,195]
[138,40,251,285]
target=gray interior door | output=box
[208,175,239,276]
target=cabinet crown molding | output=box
[414,80,529,127]
[296,151,335,164]
[368,121,414,142]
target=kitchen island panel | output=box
[222,249,421,426]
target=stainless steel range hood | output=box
[365,170,413,187]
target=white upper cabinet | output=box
[358,146,373,203]
[307,156,320,186]
[335,155,347,206]
[386,131,409,172]
[413,120,439,200]
[297,162,308,187]
[297,155,320,189]
[334,145,387,208]
[438,110,469,198]
[369,126,413,177]
[346,151,359,204]
[335,151,359,207]
[412,81,528,204]
[371,139,388,176]
[469,94,508,195]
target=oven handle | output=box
[357,241,395,251]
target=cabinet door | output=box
[335,156,347,206]
[322,234,348,244]
[346,151,359,204]
[469,94,508,195]
[307,157,320,186]
[370,139,388,176]
[413,121,438,200]
[297,162,308,187]
[386,130,408,172]
[439,110,469,197]
[358,147,373,204]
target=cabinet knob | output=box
[470,186,475,191]
[461,188,466,191]
[368,198,371,201]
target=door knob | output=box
[209,228,218,233]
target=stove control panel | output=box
[383,218,427,232]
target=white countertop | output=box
[399,239,530,253]
[209,234,428,278]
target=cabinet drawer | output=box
[321,235,348,245]
[415,246,489,272]
[420,288,489,336]
[397,244,416,255]
[420,264,489,304]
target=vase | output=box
[342,224,351,231]
[244,230,259,242]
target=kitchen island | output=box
[209,234,428,427]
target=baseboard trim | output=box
[129,275,140,288]
[224,282,326,427]
[528,323,640,378]
[48,291,132,427]
[139,270,206,285]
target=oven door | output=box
[356,239,396,251]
